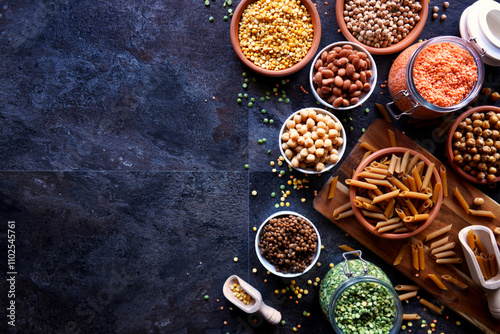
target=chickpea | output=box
[473,197,485,206]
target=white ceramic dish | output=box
[255,211,321,278]
[309,41,378,110]
[279,107,346,175]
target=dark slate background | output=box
[1,0,500,333]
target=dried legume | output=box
[258,214,318,274]
[239,0,314,70]
[413,42,478,107]
[343,0,422,48]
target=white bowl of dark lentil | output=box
[279,107,347,174]
[335,0,428,55]
[309,42,377,110]
[255,211,321,277]
[230,0,321,77]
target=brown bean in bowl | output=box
[255,211,321,277]
[310,42,377,110]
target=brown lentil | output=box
[258,214,318,274]
[238,0,314,70]
[452,111,500,182]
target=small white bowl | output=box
[255,211,321,278]
[309,41,378,110]
[279,107,346,174]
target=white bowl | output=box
[279,107,346,174]
[255,211,321,278]
[309,41,378,110]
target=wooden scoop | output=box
[459,226,500,320]
[223,275,282,325]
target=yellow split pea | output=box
[239,0,314,70]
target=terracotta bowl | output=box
[335,0,428,55]
[230,0,321,77]
[446,105,500,184]
[349,147,443,239]
[309,41,377,110]
[279,107,347,174]
[255,211,321,278]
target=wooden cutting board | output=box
[313,119,500,334]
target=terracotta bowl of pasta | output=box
[349,147,443,239]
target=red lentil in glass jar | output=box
[387,36,485,120]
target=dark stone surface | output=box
[0,0,499,333]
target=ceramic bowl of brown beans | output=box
[230,0,321,77]
[310,41,377,110]
[446,105,500,184]
[255,211,321,277]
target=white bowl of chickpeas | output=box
[310,42,377,110]
[279,107,346,174]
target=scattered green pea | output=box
[265,91,270,96]
[223,15,228,21]
[227,0,232,5]
[260,97,265,102]
[350,126,354,132]
[205,0,210,6]
[285,98,290,103]
[264,118,269,123]
[269,119,274,124]
[280,185,285,190]
[278,97,283,102]
[242,72,247,77]
[237,98,242,103]
[280,170,285,175]
[266,96,270,100]
[267,150,271,154]
[365,108,370,113]
[275,203,280,208]
[273,87,278,93]
[362,128,366,133]
[242,83,248,89]
[209,16,214,22]
[244,164,249,169]
[258,139,263,144]
[262,138,267,143]
[250,97,255,102]
[228,8,233,14]
[238,93,243,98]
[281,320,286,325]
[244,93,248,98]
[261,109,266,113]
[271,192,276,197]
[204,295,209,300]
[244,78,249,83]
[248,102,253,107]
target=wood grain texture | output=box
[313,119,500,334]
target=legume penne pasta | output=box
[388,176,409,191]
[402,314,421,320]
[417,241,425,270]
[419,299,443,315]
[431,242,455,255]
[433,250,457,259]
[428,274,447,290]
[400,151,410,173]
[406,154,420,174]
[430,236,449,250]
[338,244,355,252]
[469,209,496,218]
[436,258,462,264]
[388,154,398,174]
[412,166,423,190]
[387,129,397,147]
[333,202,351,218]
[395,284,419,291]
[393,242,409,266]
[454,187,470,214]
[431,182,442,204]
[411,243,419,270]
[420,162,435,191]
[439,165,448,197]
[372,189,400,204]
[357,171,387,180]
[378,222,404,233]
[360,142,378,153]
[335,210,354,220]
[328,176,338,199]
[424,224,452,242]
[399,290,418,301]
[441,275,468,289]
[346,179,378,190]
[474,234,489,256]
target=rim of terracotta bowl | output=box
[230,0,322,77]
[255,211,321,277]
[446,105,500,184]
[279,107,347,174]
[309,41,378,110]
[349,147,443,239]
[335,0,428,55]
